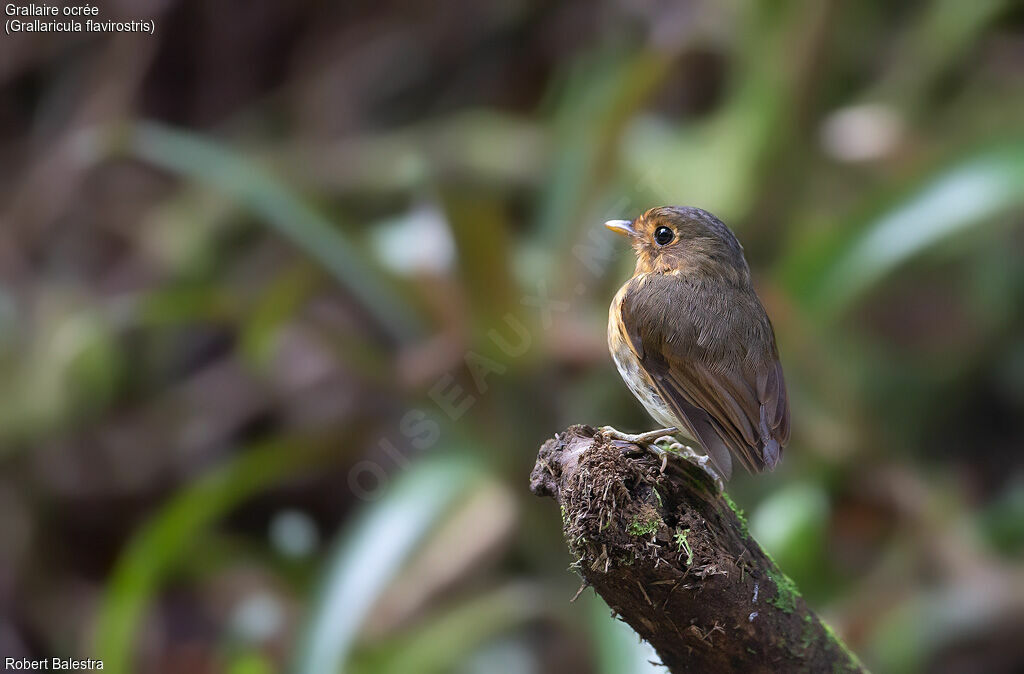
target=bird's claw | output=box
[597,426,675,474]
[596,427,723,489]
[596,426,676,446]
[660,440,725,492]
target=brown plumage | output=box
[606,206,790,480]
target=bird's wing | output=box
[619,275,790,479]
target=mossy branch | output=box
[529,425,866,674]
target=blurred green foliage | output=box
[1,1,1022,673]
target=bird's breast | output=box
[608,283,685,434]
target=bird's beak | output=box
[605,219,636,238]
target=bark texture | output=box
[529,425,865,674]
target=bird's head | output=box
[606,206,750,283]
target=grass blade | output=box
[292,457,480,674]
[783,142,1024,318]
[107,122,421,340]
[348,582,543,674]
[93,438,331,674]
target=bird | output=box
[602,206,790,481]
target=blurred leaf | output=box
[979,480,1024,557]
[428,111,545,188]
[369,202,455,277]
[873,0,1011,112]
[750,483,830,597]
[863,584,1000,674]
[624,0,821,223]
[227,652,276,674]
[94,438,330,674]
[139,283,239,325]
[536,46,675,255]
[138,186,236,273]
[582,592,662,674]
[105,122,421,340]
[280,111,544,195]
[0,283,16,347]
[0,305,122,446]
[293,456,480,674]
[782,141,1024,318]
[349,582,543,674]
[363,480,518,636]
[240,263,323,365]
[440,190,518,343]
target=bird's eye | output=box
[654,226,674,246]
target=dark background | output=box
[1,1,1023,672]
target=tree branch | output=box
[529,425,866,674]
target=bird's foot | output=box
[597,426,677,473]
[596,428,724,489]
[658,439,725,493]
[597,426,677,446]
